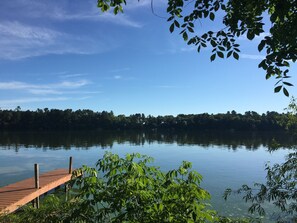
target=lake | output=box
[0,130,295,222]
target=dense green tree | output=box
[0,108,296,131]
[97,0,297,96]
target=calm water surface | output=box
[0,130,295,221]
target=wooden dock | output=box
[0,158,77,214]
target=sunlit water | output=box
[0,131,295,222]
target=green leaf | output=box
[169,23,174,33]
[274,85,282,93]
[258,60,267,69]
[233,52,239,60]
[217,51,224,58]
[210,40,217,47]
[174,20,180,28]
[218,46,225,51]
[187,26,194,33]
[210,54,216,61]
[209,12,215,21]
[283,87,289,97]
[258,40,265,52]
[201,33,208,39]
[283,82,293,86]
[182,31,188,41]
[247,30,255,40]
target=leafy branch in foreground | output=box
[70,152,217,222]
[97,0,296,96]
[224,150,297,222]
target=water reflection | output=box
[0,130,294,222]
[0,130,296,151]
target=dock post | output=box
[66,156,73,201]
[69,156,73,174]
[34,164,40,209]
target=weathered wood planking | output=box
[0,169,73,214]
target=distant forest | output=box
[0,108,296,131]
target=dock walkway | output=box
[0,168,74,214]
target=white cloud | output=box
[0,21,60,40]
[0,95,97,108]
[0,79,98,98]
[240,54,265,60]
[0,97,69,105]
[0,80,89,90]
[0,21,115,60]
[0,81,36,90]
[2,0,143,28]
[59,73,87,79]
[28,89,102,95]
[114,75,122,80]
[50,10,143,28]
[57,80,90,88]
[0,0,150,60]
[93,13,142,28]
[28,89,63,95]
[180,46,197,52]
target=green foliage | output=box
[284,97,297,131]
[96,0,297,96]
[224,150,297,221]
[70,152,217,222]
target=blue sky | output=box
[0,0,296,116]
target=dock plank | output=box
[0,169,74,214]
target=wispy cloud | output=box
[93,13,142,28]
[28,89,102,95]
[52,10,142,28]
[2,0,143,28]
[0,0,147,59]
[0,95,96,105]
[0,79,102,98]
[0,79,102,108]
[59,73,87,79]
[57,80,89,88]
[0,97,69,105]
[180,46,197,52]
[0,21,117,60]
[28,89,63,95]
[0,80,89,90]
[240,54,265,60]
[0,21,60,40]
[105,73,135,81]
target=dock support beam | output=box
[69,156,73,174]
[66,156,73,201]
[34,164,40,208]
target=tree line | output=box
[0,107,296,131]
